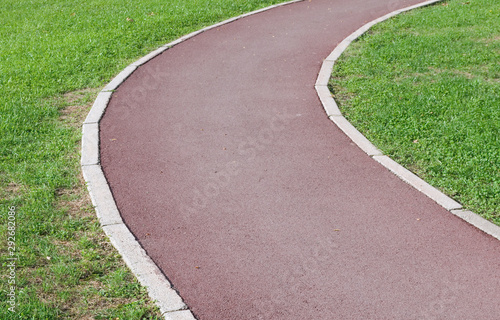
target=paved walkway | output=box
[99,0,500,318]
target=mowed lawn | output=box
[330,0,499,224]
[0,0,283,318]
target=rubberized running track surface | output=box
[100,0,500,318]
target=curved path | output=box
[96,0,500,319]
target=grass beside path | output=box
[0,0,284,318]
[330,0,499,225]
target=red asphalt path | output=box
[100,0,500,319]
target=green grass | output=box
[0,0,284,318]
[329,0,499,224]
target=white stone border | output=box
[81,1,304,319]
[315,0,500,242]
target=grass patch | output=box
[330,0,499,224]
[0,0,285,318]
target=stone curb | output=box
[84,91,112,124]
[450,209,500,241]
[372,155,461,211]
[81,1,304,319]
[81,123,99,166]
[315,0,500,241]
[316,85,341,116]
[81,165,124,226]
[329,115,382,156]
[103,65,138,92]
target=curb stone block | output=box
[315,60,334,86]
[328,116,382,156]
[315,85,341,116]
[81,123,99,166]
[81,165,124,226]
[102,224,187,313]
[450,209,500,241]
[164,310,197,320]
[202,17,240,31]
[131,47,170,67]
[373,155,462,210]
[136,270,187,313]
[85,91,112,124]
[103,65,138,91]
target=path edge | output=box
[80,1,304,319]
[315,0,500,242]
